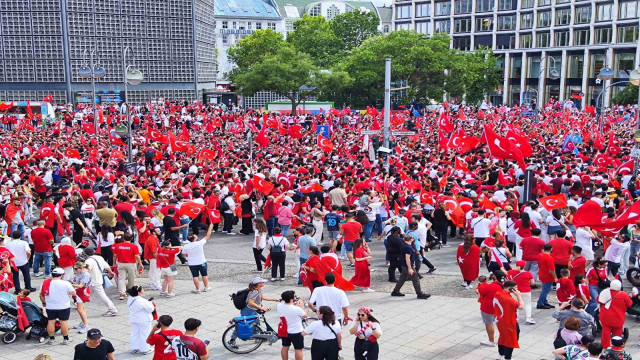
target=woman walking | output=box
[267,227,290,281]
[239,194,254,235]
[126,285,154,355]
[97,226,115,266]
[56,237,77,282]
[302,306,342,360]
[252,219,268,273]
[350,239,374,293]
[431,203,450,246]
[71,261,91,334]
[311,201,326,244]
[349,307,382,360]
[456,234,480,289]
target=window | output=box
[554,31,569,46]
[267,22,276,30]
[455,0,472,14]
[383,25,390,34]
[616,53,636,78]
[520,13,533,29]
[415,3,431,17]
[435,2,451,16]
[326,5,340,20]
[520,34,532,48]
[395,22,411,30]
[396,5,411,19]
[238,22,246,30]
[309,4,321,16]
[476,17,493,31]
[619,1,639,19]
[453,37,470,50]
[510,57,522,78]
[575,6,591,24]
[416,22,431,34]
[521,0,534,8]
[222,21,228,29]
[618,25,639,43]
[232,21,237,29]
[567,55,583,78]
[537,11,551,27]
[556,0,570,3]
[528,56,541,77]
[454,19,472,33]
[556,8,571,25]
[434,20,451,33]
[538,0,550,5]
[574,29,590,45]
[595,27,612,44]
[536,33,550,47]
[497,0,512,10]
[596,4,612,21]
[476,0,494,12]
[256,22,262,30]
[497,15,515,30]
[222,34,229,45]
[247,22,253,30]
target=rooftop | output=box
[376,5,392,22]
[214,0,282,18]
[273,0,378,18]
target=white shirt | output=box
[353,321,383,338]
[277,303,305,333]
[528,210,543,227]
[127,296,155,324]
[41,279,75,310]
[309,286,349,320]
[86,255,110,285]
[182,239,207,266]
[98,232,115,247]
[471,217,491,238]
[253,231,267,249]
[268,236,290,251]
[6,239,30,267]
[546,214,564,227]
[303,320,341,341]
[604,239,629,264]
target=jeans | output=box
[630,241,640,265]
[384,238,389,261]
[537,282,553,306]
[180,218,190,242]
[253,248,266,271]
[33,252,52,276]
[587,285,600,316]
[10,222,25,240]
[298,257,308,284]
[364,222,375,242]
[279,224,290,236]
[393,266,424,295]
[266,218,277,236]
[434,227,448,245]
[375,215,387,236]
[12,263,32,291]
[608,262,621,277]
[524,261,539,282]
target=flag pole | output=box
[383,58,391,171]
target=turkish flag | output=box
[278,174,293,190]
[318,134,333,152]
[366,106,379,117]
[22,120,35,131]
[198,147,216,160]
[419,190,434,205]
[438,196,465,228]
[0,102,14,112]
[458,197,473,213]
[168,132,190,152]
[615,159,634,176]
[265,117,278,128]
[148,127,168,143]
[37,146,53,157]
[247,123,259,133]
[42,95,54,102]
[498,170,513,186]
[506,129,533,157]
[82,122,95,134]
[589,201,640,235]
[88,148,99,158]
[455,157,469,172]
[64,148,80,159]
[438,131,449,152]
[438,113,454,133]
[256,128,270,148]
[112,150,125,158]
[179,202,206,218]
[299,183,324,193]
[253,175,274,195]
[539,194,568,211]
[572,200,605,227]
[208,208,221,224]
[108,128,126,146]
[26,100,34,119]
[480,196,497,211]
[288,125,304,139]
[483,125,510,159]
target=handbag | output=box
[91,257,113,289]
[595,268,610,290]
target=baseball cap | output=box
[250,277,267,285]
[611,335,625,349]
[87,328,102,340]
[515,260,526,269]
[51,267,65,276]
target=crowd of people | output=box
[0,96,639,359]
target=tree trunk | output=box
[288,95,298,115]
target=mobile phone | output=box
[148,297,155,301]
[204,340,210,345]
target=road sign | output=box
[391,130,416,136]
[361,130,381,135]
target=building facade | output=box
[0,0,216,104]
[392,0,640,107]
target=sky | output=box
[371,0,392,6]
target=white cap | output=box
[610,279,622,291]
[51,267,65,276]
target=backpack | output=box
[270,236,285,253]
[220,198,230,212]
[231,288,250,310]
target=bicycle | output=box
[222,310,318,354]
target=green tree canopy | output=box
[226,29,287,78]
[612,84,639,106]
[286,14,343,68]
[329,10,380,51]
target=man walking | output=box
[39,267,75,345]
[32,219,54,278]
[339,213,362,267]
[536,244,556,309]
[112,233,143,300]
[162,208,188,265]
[145,227,162,291]
[83,248,118,316]
[6,230,35,293]
[309,273,350,326]
[296,227,316,284]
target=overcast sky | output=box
[371,0,392,6]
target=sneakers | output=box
[270,278,277,282]
[441,244,450,248]
[202,287,212,292]
[102,311,117,317]
[279,278,286,281]
[349,264,355,268]
[119,294,126,300]
[47,338,55,345]
[390,291,405,297]
[72,322,84,329]
[536,304,553,309]
[427,267,437,274]
[480,340,495,347]
[191,289,201,294]
[362,288,376,293]
[226,232,236,235]
[78,325,88,334]
[159,292,167,296]
[465,284,475,290]
[166,293,176,297]
[525,318,536,325]
[62,338,70,345]
[417,293,431,300]
[34,272,43,277]
[227,340,239,349]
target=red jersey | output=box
[506,270,533,293]
[577,283,591,303]
[477,281,502,314]
[112,243,139,264]
[556,277,576,303]
[586,267,608,286]
[341,221,362,242]
[519,236,545,262]
[144,235,160,261]
[147,329,183,360]
[549,238,573,265]
[32,228,54,253]
[137,221,152,245]
[569,256,586,282]
[157,248,179,268]
[537,253,556,283]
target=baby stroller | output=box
[0,292,58,343]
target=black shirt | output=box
[431,209,448,229]
[163,216,180,245]
[387,235,404,255]
[69,208,87,227]
[401,243,416,268]
[74,339,115,360]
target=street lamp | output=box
[78,49,106,134]
[122,46,144,170]
[535,56,559,119]
[596,65,616,133]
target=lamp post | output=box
[535,56,560,119]
[121,46,144,171]
[77,49,106,133]
[596,65,615,134]
[628,68,640,175]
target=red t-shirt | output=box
[569,256,586,282]
[147,329,183,360]
[79,189,94,201]
[586,267,608,286]
[179,335,208,358]
[477,281,502,314]
[34,177,46,193]
[507,270,533,293]
[537,252,556,283]
[157,248,180,268]
[549,238,573,265]
[32,227,54,253]
[556,277,576,303]
[598,290,632,327]
[519,236,545,262]
[341,221,363,242]
[144,236,160,261]
[137,221,152,245]
[112,243,139,264]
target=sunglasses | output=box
[358,313,366,317]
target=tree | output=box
[330,10,380,51]
[227,29,287,78]
[287,14,343,68]
[612,84,639,105]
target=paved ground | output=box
[7,229,640,359]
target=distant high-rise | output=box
[0,0,216,104]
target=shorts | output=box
[47,308,71,321]
[281,332,304,349]
[189,263,208,277]
[328,230,340,241]
[547,225,563,235]
[37,192,47,199]
[343,241,354,252]
[481,311,495,325]
[161,267,178,277]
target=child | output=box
[600,336,631,359]
[17,289,32,302]
[507,260,535,324]
[569,246,586,282]
[71,261,91,334]
[556,268,576,305]
[574,274,590,306]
